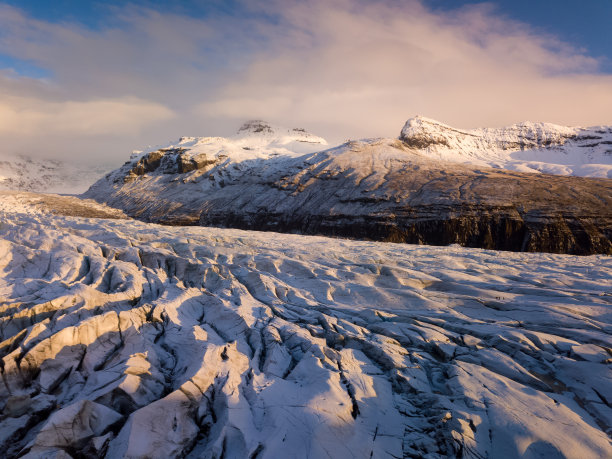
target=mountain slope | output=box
[400,116,612,178]
[85,122,612,255]
[1,194,611,458]
[0,155,112,194]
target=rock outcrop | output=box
[125,148,218,181]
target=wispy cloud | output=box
[0,0,611,163]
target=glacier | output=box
[0,192,610,458]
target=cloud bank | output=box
[1,0,611,163]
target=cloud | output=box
[0,0,611,164]
[198,0,612,139]
[0,94,174,136]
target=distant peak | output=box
[237,120,275,136]
[399,116,584,153]
[401,116,578,137]
[234,120,328,146]
[408,115,440,123]
[402,116,461,131]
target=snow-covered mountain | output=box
[85,120,612,255]
[400,116,612,178]
[114,120,327,184]
[127,119,327,165]
[0,155,112,194]
[0,192,611,458]
[0,121,323,195]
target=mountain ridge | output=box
[84,124,612,255]
[0,155,112,195]
[400,115,612,177]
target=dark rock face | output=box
[129,149,168,176]
[125,149,217,181]
[203,211,611,255]
[85,140,612,255]
[178,153,217,173]
[237,120,275,135]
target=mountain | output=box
[0,155,112,194]
[400,116,612,178]
[1,192,611,458]
[84,120,612,255]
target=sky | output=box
[1,0,611,164]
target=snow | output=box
[84,118,612,244]
[400,115,612,178]
[0,119,611,456]
[128,120,328,165]
[1,194,610,458]
[0,155,113,195]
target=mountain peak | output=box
[237,120,275,136]
[397,116,612,177]
[401,116,469,138]
[405,115,450,126]
[231,120,328,153]
[399,116,580,151]
[234,120,326,145]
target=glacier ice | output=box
[0,193,610,458]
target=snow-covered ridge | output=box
[0,155,112,194]
[400,116,612,178]
[129,120,328,165]
[86,134,612,254]
[110,120,329,186]
[118,116,612,183]
[235,119,327,146]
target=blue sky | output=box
[0,0,611,163]
[429,1,612,72]
[0,0,247,27]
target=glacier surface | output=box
[0,193,611,458]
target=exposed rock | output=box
[178,153,217,173]
[238,120,275,135]
[128,148,216,176]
